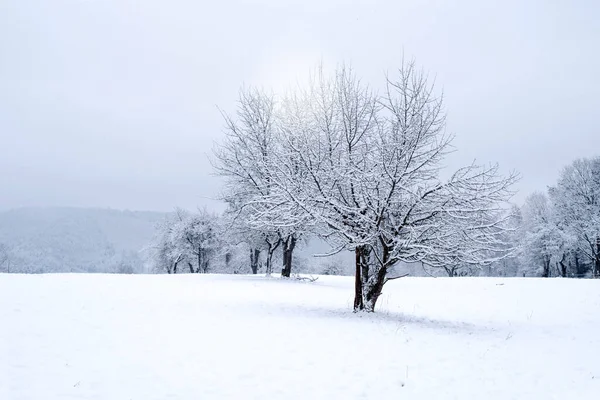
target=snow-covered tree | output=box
[170,209,219,273]
[549,157,600,278]
[148,215,186,274]
[520,192,572,277]
[213,87,307,277]
[263,62,517,311]
[148,209,220,274]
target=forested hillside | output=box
[0,207,165,273]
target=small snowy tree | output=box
[147,215,186,274]
[147,209,220,274]
[111,250,143,274]
[170,209,219,273]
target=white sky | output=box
[1,0,599,212]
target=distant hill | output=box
[0,207,166,273]
[0,207,433,276]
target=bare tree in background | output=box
[148,215,186,274]
[147,209,219,274]
[172,208,219,273]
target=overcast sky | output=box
[1,0,598,212]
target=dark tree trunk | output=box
[266,249,275,275]
[168,259,180,274]
[559,262,567,277]
[363,243,389,312]
[354,243,389,312]
[595,237,600,278]
[281,235,296,278]
[225,252,231,272]
[542,257,550,278]
[364,266,387,312]
[250,249,260,274]
[188,262,194,274]
[575,253,583,276]
[201,248,209,273]
[353,247,364,311]
[265,239,281,276]
[558,254,567,277]
[361,247,370,290]
[197,250,202,273]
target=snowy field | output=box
[1,274,599,399]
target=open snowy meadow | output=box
[1,274,599,399]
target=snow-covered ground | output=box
[1,274,599,399]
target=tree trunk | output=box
[265,239,281,276]
[168,260,179,274]
[595,237,600,278]
[281,235,296,278]
[225,252,231,273]
[361,247,370,291]
[575,253,583,276]
[353,247,364,311]
[363,243,390,312]
[250,249,260,274]
[364,266,387,312]
[354,244,388,312]
[201,248,209,273]
[559,262,567,277]
[558,254,567,277]
[197,249,202,273]
[542,257,550,278]
[266,249,274,276]
[188,262,194,273]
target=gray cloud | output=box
[1,0,598,211]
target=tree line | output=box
[516,157,600,278]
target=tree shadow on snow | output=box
[366,310,497,335]
[257,302,497,336]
